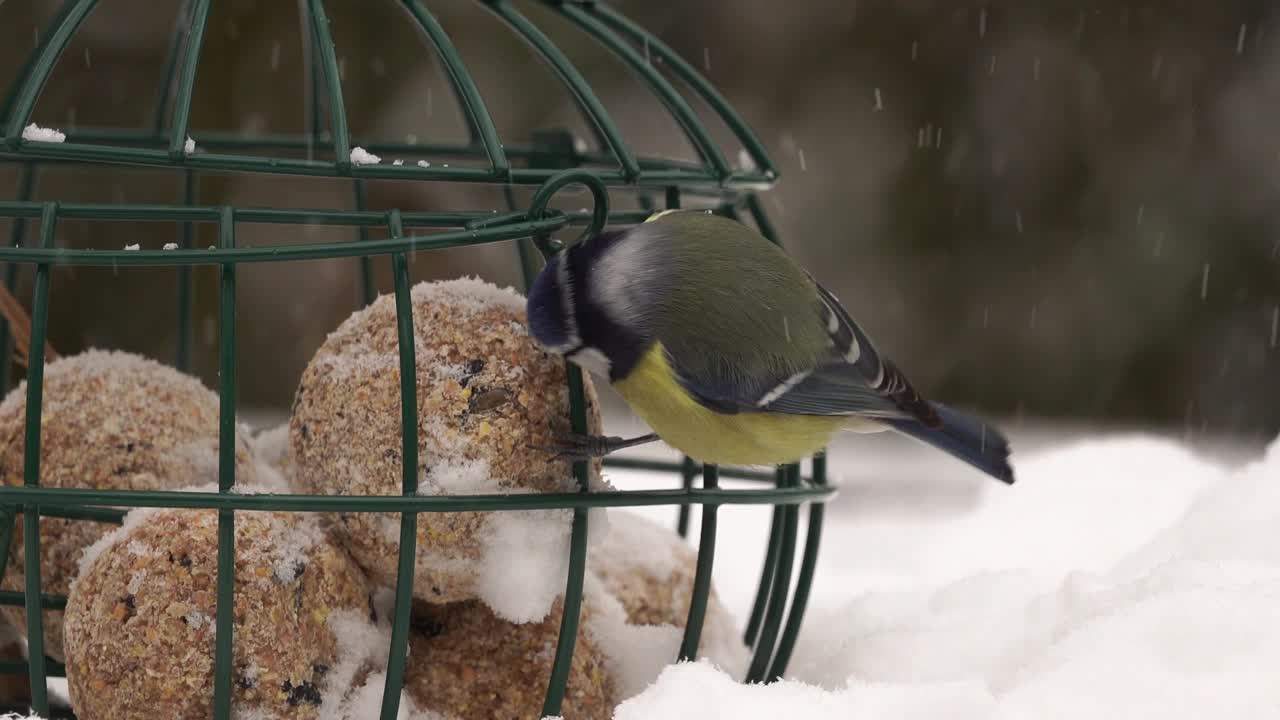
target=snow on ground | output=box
[32,405,1264,719]
[609,426,1280,719]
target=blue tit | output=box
[526,209,1014,484]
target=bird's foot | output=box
[532,431,660,460]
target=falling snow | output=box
[1270,306,1278,348]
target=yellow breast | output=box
[612,343,847,466]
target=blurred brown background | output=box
[0,0,1277,441]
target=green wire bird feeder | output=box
[0,0,834,717]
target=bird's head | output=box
[526,230,634,380]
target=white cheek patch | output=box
[589,231,662,328]
[570,347,613,380]
[557,251,582,348]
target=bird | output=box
[525,209,1014,484]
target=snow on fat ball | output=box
[21,123,65,143]
[0,349,258,662]
[64,503,372,720]
[587,511,748,679]
[395,589,617,719]
[290,277,610,620]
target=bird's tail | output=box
[885,402,1014,484]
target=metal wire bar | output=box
[505,183,542,290]
[483,0,641,180]
[746,463,800,683]
[743,468,785,646]
[2,0,101,148]
[530,170,607,716]
[2,658,63,677]
[541,366,593,716]
[22,505,122,523]
[0,509,13,590]
[0,163,36,394]
[20,202,57,715]
[0,215,569,266]
[678,463,719,661]
[767,453,826,680]
[676,456,695,538]
[0,483,834,513]
[352,181,376,306]
[150,0,193,132]
[0,590,64,611]
[174,171,196,371]
[1,0,77,125]
[307,0,351,171]
[602,456,815,484]
[0,126,730,174]
[166,0,211,160]
[0,129,768,188]
[0,200,654,230]
[746,193,780,247]
[556,2,731,180]
[1,142,765,188]
[212,206,237,720]
[590,2,778,181]
[380,212,418,720]
[301,0,321,161]
[403,0,509,177]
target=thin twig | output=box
[0,284,57,368]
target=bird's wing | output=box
[659,275,921,421]
[755,279,933,420]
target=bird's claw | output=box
[529,431,625,461]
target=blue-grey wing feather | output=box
[666,275,909,419]
[758,362,907,417]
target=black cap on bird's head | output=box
[526,252,581,354]
[527,229,627,353]
[526,229,645,380]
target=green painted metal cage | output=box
[0,0,835,717]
